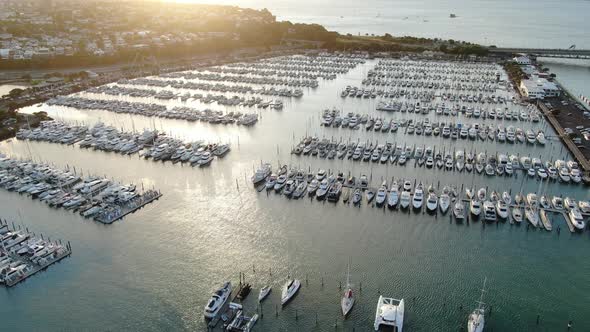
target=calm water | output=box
[1,60,590,331]
[186,0,590,48]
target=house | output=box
[513,55,531,65]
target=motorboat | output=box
[400,191,411,209]
[470,199,481,217]
[265,174,277,190]
[274,174,287,192]
[551,196,564,210]
[374,296,404,331]
[281,279,301,305]
[454,201,465,220]
[387,181,399,209]
[477,188,486,201]
[293,180,308,199]
[579,201,590,214]
[495,200,508,219]
[352,188,363,205]
[502,192,511,205]
[567,208,586,231]
[511,207,523,223]
[251,163,272,185]
[308,179,319,196]
[467,279,486,332]
[327,182,343,202]
[204,282,232,319]
[258,286,271,302]
[483,201,496,222]
[412,183,424,210]
[376,181,388,206]
[316,179,330,200]
[426,192,438,212]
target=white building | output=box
[520,80,545,100]
[519,78,561,100]
[513,55,532,65]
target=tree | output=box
[8,88,24,98]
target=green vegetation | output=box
[0,109,51,141]
[505,62,527,85]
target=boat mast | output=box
[477,277,487,311]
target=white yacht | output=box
[426,192,438,212]
[400,191,411,209]
[483,201,496,222]
[251,163,272,185]
[511,207,523,223]
[376,181,388,206]
[470,199,481,216]
[467,278,486,332]
[454,201,465,220]
[374,296,404,331]
[204,282,232,319]
[568,209,586,231]
[387,181,399,209]
[495,201,508,219]
[281,279,301,305]
[412,183,424,210]
[439,187,451,213]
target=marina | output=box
[2,53,590,331]
[250,162,590,231]
[0,155,161,224]
[0,220,71,287]
[16,121,231,167]
[289,135,585,184]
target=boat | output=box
[204,282,232,319]
[327,182,343,202]
[426,192,438,212]
[376,181,387,206]
[511,207,523,223]
[274,174,287,192]
[525,207,539,227]
[454,201,465,220]
[387,181,399,209]
[400,191,411,209]
[495,200,508,219]
[281,279,301,305]
[293,180,308,199]
[258,285,271,302]
[568,209,586,231]
[470,199,481,217]
[467,278,486,332]
[352,188,363,205]
[265,174,277,190]
[539,209,552,231]
[226,310,258,332]
[341,262,355,317]
[439,187,451,213]
[412,183,424,210]
[251,163,271,185]
[374,295,404,331]
[308,179,319,196]
[551,196,564,210]
[366,188,376,203]
[316,179,330,200]
[483,201,496,222]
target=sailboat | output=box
[258,285,271,302]
[467,278,486,332]
[341,261,355,317]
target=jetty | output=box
[0,220,71,288]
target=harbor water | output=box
[1,59,590,331]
